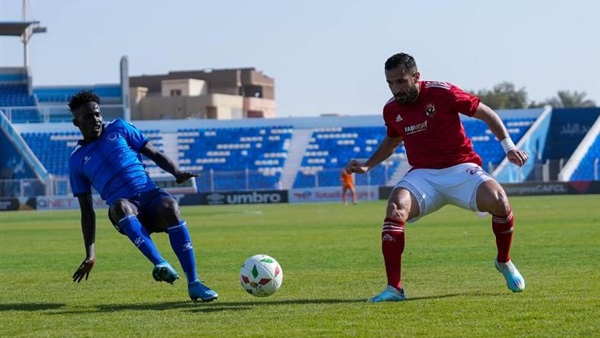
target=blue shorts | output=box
[108,188,172,234]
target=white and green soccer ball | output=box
[240,254,283,297]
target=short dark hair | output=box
[68,90,100,113]
[385,53,417,72]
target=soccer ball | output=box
[240,254,283,297]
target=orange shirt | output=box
[341,171,354,187]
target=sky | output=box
[1,0,599,117]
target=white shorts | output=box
[396,163,493,222]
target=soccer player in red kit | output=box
[345,53,528,302]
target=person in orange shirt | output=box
[341,169,357,205]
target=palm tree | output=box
[545,90,597,108]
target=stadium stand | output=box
[11,116,538,193]
[0,80,42,123]
[8,107,600,198]
[178,126,293,191]
[570,134,600,180]
[20,131,78,176]
[34,84,124,122]
[293,126,404,188]
[466,117,536,171]
[292,117,536,188]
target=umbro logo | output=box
[396,114,403,122]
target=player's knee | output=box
[386,201,409,221]
[489,193,511,216]
[110,199,135,220]
[157,197,182,224]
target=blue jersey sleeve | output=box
[119,119,149,151]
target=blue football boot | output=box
[367,285,407,303]
[495,260,525,292]
[152,261,179,284]
[188,280,218,302]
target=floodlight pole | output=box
[21,0,29,67]
[19,0,46,68]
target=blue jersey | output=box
[69,119,157,205]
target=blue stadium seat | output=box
[570,134,600,180]
[0,83,42,123]
[177,126,293,191]
[293,126,405,188]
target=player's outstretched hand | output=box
[73,257,95,283]
[345,159,369,174]
[506,148,529,167]
[175,171,198,184]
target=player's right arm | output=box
[345,136,403,174]
[73,193,96,283]
[472,102,529,167]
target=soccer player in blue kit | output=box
[68,90,217,302]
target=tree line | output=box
[469,82,598,110]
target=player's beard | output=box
[394,85,419,105]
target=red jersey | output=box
[383,80,482,169]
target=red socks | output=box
[380,211,514,290]
[382,217,405,290]
[492,211,514,263]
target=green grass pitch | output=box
[1,195,599,337]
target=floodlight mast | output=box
[19,0,47,67]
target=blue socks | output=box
[118,216,199,284]
[167,220,199,283]
[118,215,164,265]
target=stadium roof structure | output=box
[0,21,47,67]
[0,21,46,36]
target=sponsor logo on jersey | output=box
[83,156,91,165]
[396,114,403,122]
[404,120,428,135]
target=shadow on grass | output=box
[0,303,66,311]
[7,291,498,314]
[42,298,367,315]
[406,291,498,301]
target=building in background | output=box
[129,68,276,120]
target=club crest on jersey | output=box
[425,103,436,117]
[107,132,119,142]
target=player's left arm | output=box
[472,102,529,167]
[140,142,198,183]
